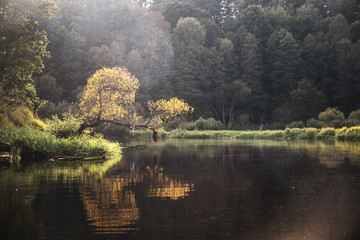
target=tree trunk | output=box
[152,129,158,142]
[77,119,104,135]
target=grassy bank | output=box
[133,126,360,141]
[0,106,121,159]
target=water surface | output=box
[1,139,360,239]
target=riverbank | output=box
[0,106,121,163]
[133,126,360,141]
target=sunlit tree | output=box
[0,0,58,107]
[78,67,193,139]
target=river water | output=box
[1,139,360,240]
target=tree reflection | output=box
[81,176,140,234]
[79,151,194,234]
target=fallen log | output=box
[20,148,106,162]
[0,142,17,163]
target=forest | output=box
[1,0,360,130]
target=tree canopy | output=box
[3,0,360,129]
[78,67,193,134]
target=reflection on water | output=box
[1,139,360,239]
[81,176,140,234]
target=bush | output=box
[344,126,360,140]
[316,127,335,139]
[163,118,183,131]
[45,112,84,138]
[195,117,224,130]
[318,107,345,122]
[286,121,305,129]
[336,127,348,139]
[344,118,360,127]
[304,128,318,139]
[285,128,305,139]
[0,105,45,129]
[179,121,197,131]
[348,109,360,121]
[101,124,131,141]
[37,100,71,119]
[307,118,324,128]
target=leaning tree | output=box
[78,67,193,140]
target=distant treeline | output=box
[19,0,360,128]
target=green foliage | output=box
[6,0,360,129]
[179,121,197,131]
[0,105,45,129]
[45,112,84,138]
[194,117,224,130]
[306,118,325,128]
[101,125,131,141]
[318,108,345,122]
[315,127,336,139]
[348,109,360,121]
[37,100,71,119]
[0,0,58,106]
[163,118,183,131]
[286,121,305,129]
[8,126,120,157]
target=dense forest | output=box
[1,0,360,129]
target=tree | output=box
[0,0,58,107]
[349,20,360,43]
[79,67,140,124]
[289,78,326,121]
[170,17,214,116]
[265,29,301,110]
[333,39,360,114]
[78,67,193,139]
[211,80,251,128]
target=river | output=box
[1,139,360,239]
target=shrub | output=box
[0,105,46,129]
[318,107,345,122]
[307,118,324,128]
[195,117,224,130]
[179,121,197,131]
[163,118,183,131]
[285,128,305,139]
[344,126,360,140]
[286,121,305,129]
[316,127,335,139]
[336,127,348,139]
[101,124,131,141]
[348,109,360,121]
[304,128,318,139]
[344,118,360,127]
[45,112,84,138]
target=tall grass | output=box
[133,126,360,141]
[7,126,121,157]
[0,106,121,158]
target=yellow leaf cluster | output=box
[80,67,139,120]
[148,97,194,123]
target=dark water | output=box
[1,139,360,240]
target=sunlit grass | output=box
[1,125,121,158]
[133,127,360,141]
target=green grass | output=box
[4,126,121,157]
[0,106,121,159]
[133,127,360,141]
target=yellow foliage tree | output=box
[148,98,194,124]
[78,67,193,138]
[80,67,139,120]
